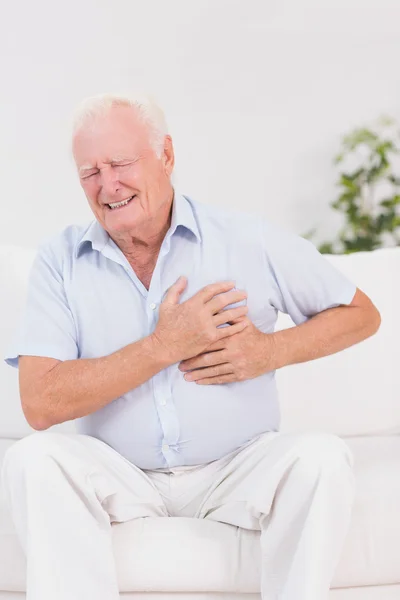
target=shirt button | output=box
[162,443,169,452]
[149,302,157,310]
[160,399,166,406]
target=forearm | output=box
[38,335,170,428]
[269,304,381,370]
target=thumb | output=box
[163,276,188,305]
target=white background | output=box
[1,0,400,248]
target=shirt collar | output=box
[75,219,109,258]
[169,191,201,242]
[75,191,201,258]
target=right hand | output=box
[151,276,249,364]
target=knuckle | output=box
[207,328,218,342]
[216,296,226,310]
[206,283,218,295]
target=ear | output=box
[162,135,175,176]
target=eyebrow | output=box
[109,156,134,165]
[79,165,97,175]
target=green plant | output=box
[307,116,400,254]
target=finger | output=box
[207,289,248,314]
[184,363,233,382]
[228,315,250,325]
[163,276,188,305]
[196,374,238,385]
[216,318,249,340]
[196,281,236,304]
[180,350,226,371]
[213,305,248,327]
[204,339,228,353]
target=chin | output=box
[106,215,139,233]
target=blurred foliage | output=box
[306,116,400,254]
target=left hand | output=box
[178,317,275,384]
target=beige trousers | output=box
[1,429,355,600]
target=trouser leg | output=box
[1,431,168,600]
[189,431,355,600]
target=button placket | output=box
[150,244,182,467]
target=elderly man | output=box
[2,93,380,600]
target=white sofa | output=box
[0,243,399,600]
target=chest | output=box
[124,246,159,290]
[129,261,155,291]
[67,232,277,359]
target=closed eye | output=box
[113,162,132,169]
[82,170,99,179]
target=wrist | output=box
[267,329,292,370]
[146,332,176,369]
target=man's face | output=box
[72,105,174,236]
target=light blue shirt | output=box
[5,192,356,470]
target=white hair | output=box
[72,92,169,158]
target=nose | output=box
[100,167,120,198]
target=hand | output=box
[151,277,249,364]
[178,316,275,384]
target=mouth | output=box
[106,195,136,211]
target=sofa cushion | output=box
[333,435,400,588]
[277,248,400,436]
[1,435,399,592]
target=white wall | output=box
[1,0,400,248]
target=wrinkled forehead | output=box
[72,105,152,166]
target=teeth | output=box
[109,196,133,209]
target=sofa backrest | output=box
[276,247,399,436]
[1,244,398,439]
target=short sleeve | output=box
[262,221,357,325]
[4,242,79,368]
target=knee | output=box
[293,432,354,472]
[2,432,72,481]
